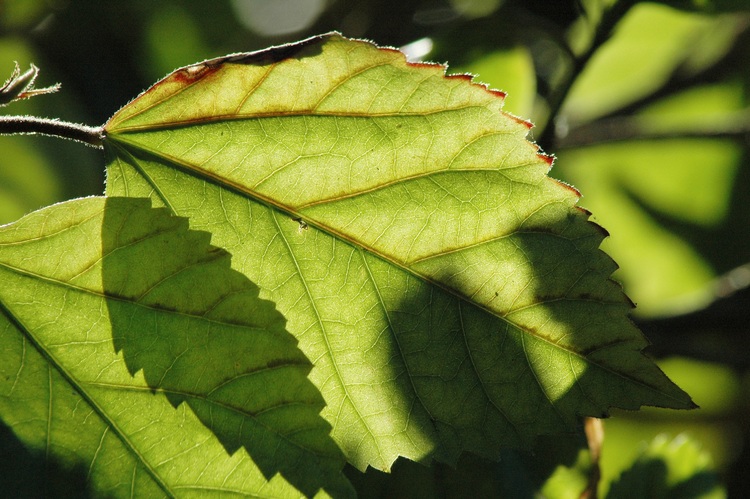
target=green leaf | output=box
[539,448,592,499]
[455,45,537,118]
[608,434,725,498]
[103,33,694,472]
[564,4,741,123]
[0,196,352,498]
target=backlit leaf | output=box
[103,33,694,472]
[0,196,352,498]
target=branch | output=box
[537,0,637,151]
[0,115,104,148]
[0,63,103,148]
[556,110,750,149]
[637,263,750,370]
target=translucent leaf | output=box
[0,196,352,498]
[103,33,694,472]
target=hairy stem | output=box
[0,115,104,148]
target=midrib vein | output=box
[107,138,683,402]
[106,104,493,133]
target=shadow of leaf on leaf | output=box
[100,197,352,498]
[350,187,694,487]
[0,419,94,499]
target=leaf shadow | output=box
[0,419,94,499]
[100,197,351,498]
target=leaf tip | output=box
[585,216,610,239]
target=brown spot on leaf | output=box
[488,88,507,99]
[534,294,555,303]
[523,325,538,335]
[445,73,507,100]
[149,302,178,313]
[507,114,533,129]
[172,63,219,84]
[404,59,443,71]
[167,33,330,86]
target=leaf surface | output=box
[0,196,352,498]
[103,33,694,472]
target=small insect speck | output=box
[293,217,308,232]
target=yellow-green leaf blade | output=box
[104,34,694,472]
[0,196,352,498]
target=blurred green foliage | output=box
[608,433,725,498]
[2,0,749,496]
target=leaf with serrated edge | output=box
[104,33,694,472]
[0,196,352,498]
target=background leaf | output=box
[562,3,739,124]
[103,33,693,473]
[0,196,351,498]
[608,433,725,498]
[554,4,750,311]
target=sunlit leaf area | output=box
[2,1,749,497]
